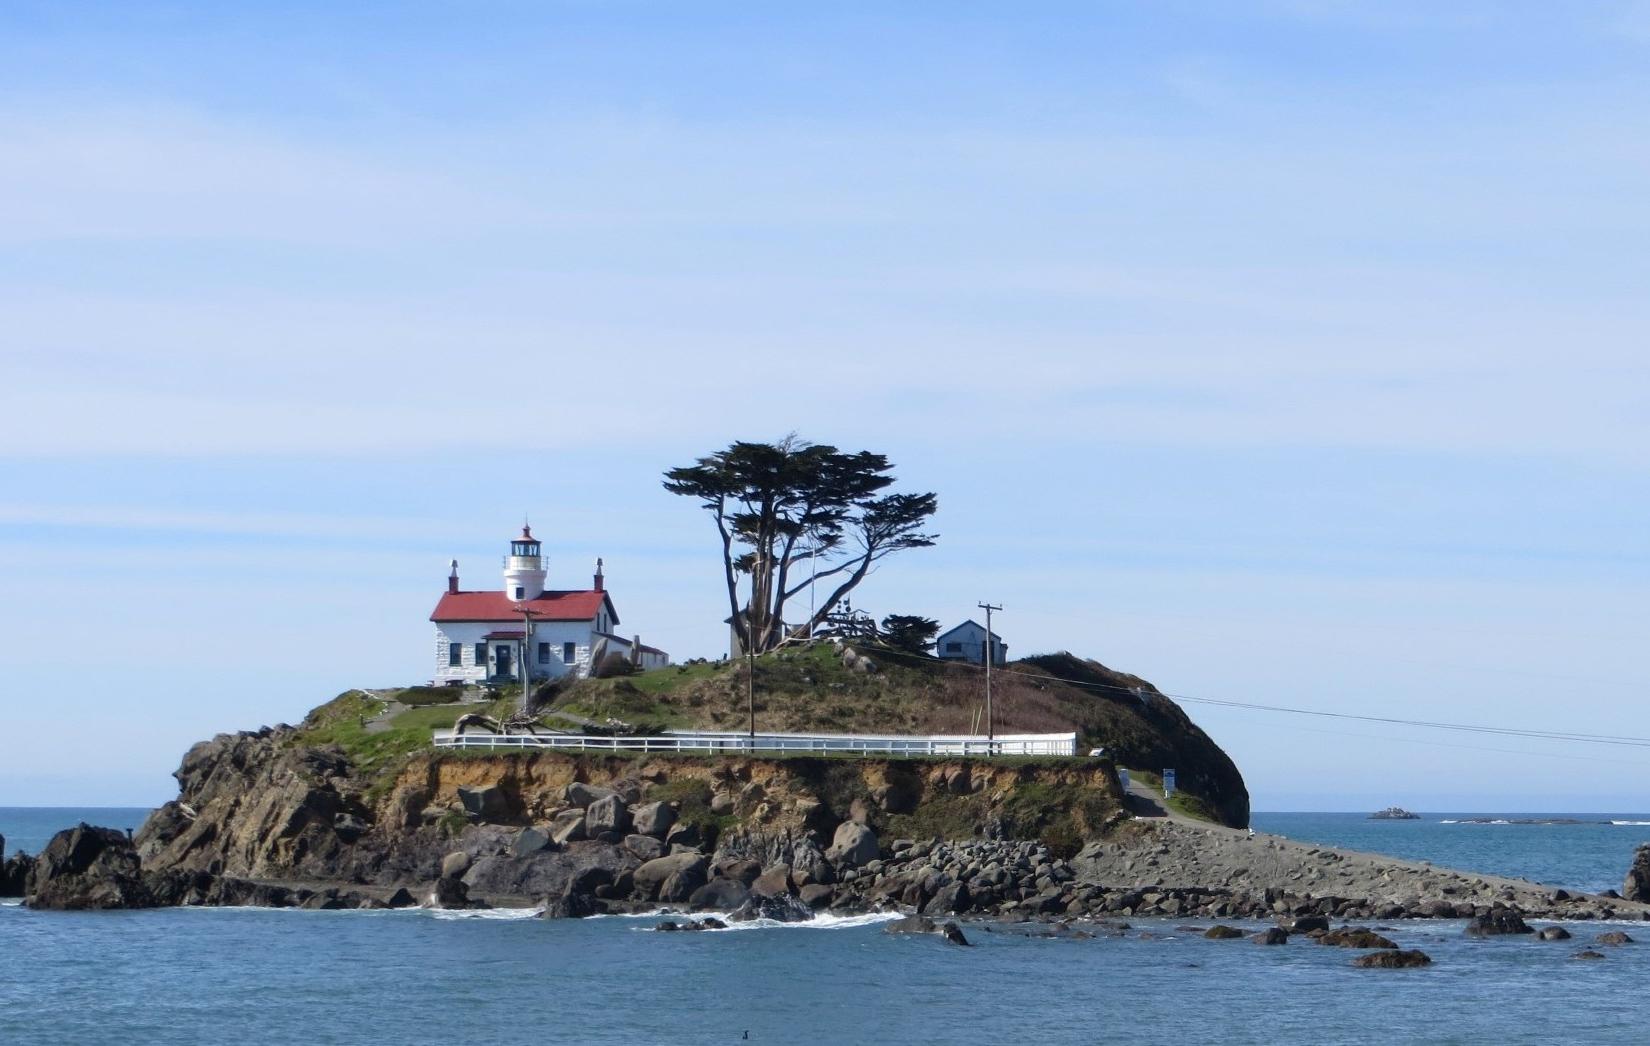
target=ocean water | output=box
[1251,812,1650,895]
[5,808,1650,1045]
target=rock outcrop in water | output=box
[1623,843,1650,903]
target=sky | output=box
[1,1,1646,810]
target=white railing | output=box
[431,728,1078,758]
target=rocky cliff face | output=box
[1625,843,1650,903]
[131,724,1127,900]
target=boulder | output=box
[429,876,470,909]
[632,802,677,839]
[584,795,631,839]
[26,824,155,910]
[566,783,616,809]
[386,887,418,908]
[541,893,604,919]
[457,785,509,822]
[1318,928,1397,950]
[751,865,795,900]
[1537,926,1572,941]
[1464,909,1532,936]
[825,823,879,868]
[567,866,614,898]
[1204,925,1244,940]
[511,827,553,857]
[940,921,972,947]
[0,852,34,898]
[633,853,709,901]
[1282,914,1329,935]
[712,858,762,884]
[549,809,587,845]
[1572,950,1607,960]
[665,822,703,851]
[885,915,939,935]
[1595,931,1634,946]
[688,877,752,912]
[1250,928,1289,945]
[1623,843,1650,903]
[440,851,472,879]
[625,835,666,861]
[922,881,972,916]
[799,884,834,910]
[1353,949,1432,969]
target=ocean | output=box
[5,807,1650,1045]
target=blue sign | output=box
[1162,769,1176,798]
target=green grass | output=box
[290,690,515,792]
[391,685,470,707]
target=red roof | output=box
[431,589,617,625]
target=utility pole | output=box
[746,630,757,746]
[518,604,540,716]
[978,602,1002,752]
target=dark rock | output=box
[1572,949,1606,960]
[567,866,614,897]
[1250,928,1289,945]
[1,853,34,898]
[386,887,417,908]
[1282,914,1329,934]
[1353,949,1432,968]
[457,785,510,822]
[1595,931,1634,945]
[664,822,703,851]
[1537,926,1572,941]
[885,915,939,935]
[26,824,155,910]
[430,876,470,909]
[940,921,971,946]
[689,877,751,912]
[511,827,553,857]
[632,802,676,839]
[730,893,814,923]
[1464,909,1532,936]
[541,893,604,919]
[584,795,631,838]
[1624,844,1650,903]
[1319,928,1397,949]
[922,881,972,916]
[333,814,369,842]
[1203,925,1244,940]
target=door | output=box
[494,644,513,678]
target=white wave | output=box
[1610,820,1650,826]
[426,905,544,921]
[0,899,21,908]
[1439,819,1459,824]
[627,910,904,932]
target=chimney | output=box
[448,559,460,594]
[593,557,604,592]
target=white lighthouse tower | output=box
[502,525,547,601]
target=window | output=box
[945,641,962,653]
[474,643,487,666]
[562,641,576,663]
[514,586,524,599]
[447,643,462,667]
[538,642,550,664]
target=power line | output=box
[859,642,1650,751]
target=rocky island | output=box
[6,646,1648,933]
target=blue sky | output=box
[2,2,1647,809]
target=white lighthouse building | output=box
[429,525,669,684]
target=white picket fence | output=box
[431,728,1078,758]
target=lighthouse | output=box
[503,525,547,601]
